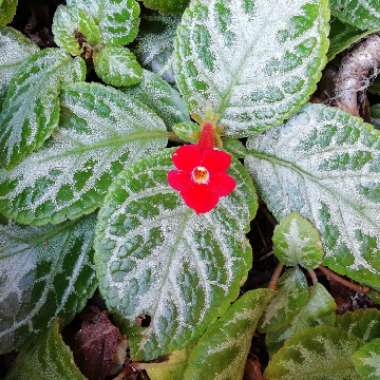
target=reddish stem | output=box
[318,266,370,294]
[268,264,284,290]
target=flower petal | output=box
[168,170,191,192]
[209,173,237,197]
[172,145,202,171]
[203,149,232,172]
[181,184,219,214]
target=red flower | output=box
[168,123,236,214]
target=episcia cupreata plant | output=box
[2,0,380,379]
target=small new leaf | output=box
[273,212,324,269]
[95,148,257,360]
[5,320,86,380]
[260,268,309,334]
[266,283,336,354]
[52,5,101,56]
[94,46,143,87]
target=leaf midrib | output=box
[39,129,168,162]
[247,149,378,228]
[0,219,79,259]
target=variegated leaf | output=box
[260,268,309,334]
[5,320,86,380]
[0,27,39,108]
[99,0,140,46]
[266,283,336,354]
[140,0,189,15]
[182,289,273,380]
[328,18,376,61]
[336,309,380,343]
[330,0,380,31]
[353,338,380,380]
[0,49,86,169]
[0,82,167,226]
[0,215,97,355]
[123,69,190,129]
[0,0,18,27]
[174,0,330,137]
[64,0,140,46]
[52,5,101,56]
[93,46,143,87]
[94,149,257,360]
[66,0,100,19]
[245,104,380,290]
[273,212,324,269]
[135,14,180,84]
[265,326,362,380]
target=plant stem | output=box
[318,266,370,294]
[268,264,284,290]
[307,269,318,285]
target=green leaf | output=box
[5,320,86,380]
[245,103,380,290]
[99,0,140,46]
[67,0,100,19]
[143,350,189,380]
[370,104,380,129]
[260,268,309,334]
[330,0,380,31]
[52,5,102,56]
[328,18,376,61]
[264,325,362,380]
[65,0,140,46]
[0,27,39,108]
[353,338,380,380]
[173,122,200,143]
[0,49,86,169]
[140,0,189,15]
[273,212,324,269]
[336,309,380,343]
[223,138,248,159]
[0,215,97,355]
[94,46,143,87]
[0,82,167,226]
[123,69,190,129]
[0,0,18,27]
[174,0,330,137]
[266,283,336,354]
[94,148,257,360]
[135,14,180,83]
[182,289,273,380]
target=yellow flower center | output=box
[192,166,210,184]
